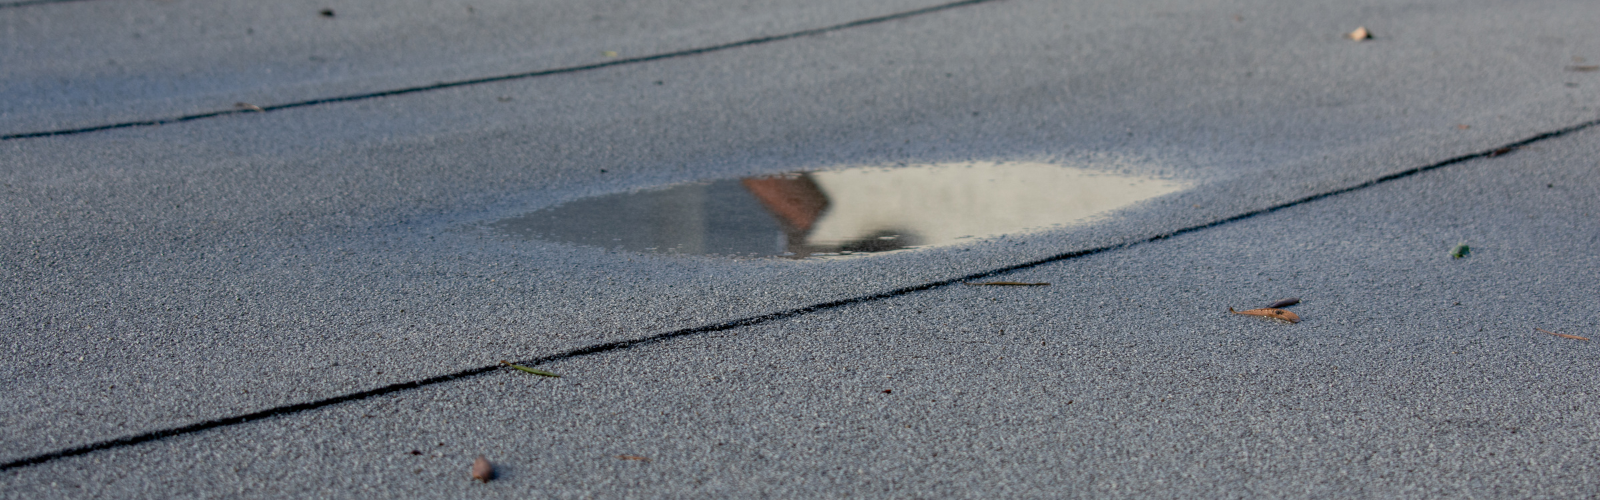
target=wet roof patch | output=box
[492,161,1185,258]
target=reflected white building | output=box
[744,162,1185,257]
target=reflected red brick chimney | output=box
[740,174,829,233]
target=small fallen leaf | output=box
[1566,65,1600,72]
[602,50,619,58]
[471,456,494,482]
[1264,298,1300,309]
[1229,307,1301,323]
[499,360,559,377]
[616,454,651,462]
[1345,26,1372,41]
[1487,146,1516,158]
[234,102,265,112]
[1537,328,1590,341]
[965,281,1050,286]
[1450,243,1470,259]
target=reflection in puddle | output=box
[493,162,1185,258]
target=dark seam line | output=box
[3,116,1594,472]
[0,0,93,9]
[0,0,999,141]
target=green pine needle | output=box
[499,360,560,377]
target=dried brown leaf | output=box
[1264,298,1300,309]
[471,456,494,482]
[965,281,1050,286]
[616,454,652,462]
[1346,26,1371,41]
[1536,328,1590,341]
[1488,146,1517,158]
[1229,307,1301,323]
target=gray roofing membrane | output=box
[4,0,1600,497]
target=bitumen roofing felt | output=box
[3,0,1600,497]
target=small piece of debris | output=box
[234,102,265,112]
[497,96,513,102]
[1457,124,1470,130]
[1345,26,1372,41]
[965,281,1050,286]
[499,360,560,377]
[1450,243,1470,259]
[1537,328,1590,341]
[1566,65,1600,72]
[409,450,422,455]
[1488,146,1516,158]
[1229,307,1301,323]
[881,389,893,394]
[1264,298,1300,309]
[471,456,494,482]
[616,454,651,462]
[602,50,619,58]
[319,8,335,17]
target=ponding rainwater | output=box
[492,161,1185,258]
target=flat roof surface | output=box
[4,0,1600,497]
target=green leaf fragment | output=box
[499,360,560,377]
[1450,243,1470,259]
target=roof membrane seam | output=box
[0,0,94,9]
[0,0,1001,141]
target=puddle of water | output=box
[493,161,1185,258]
